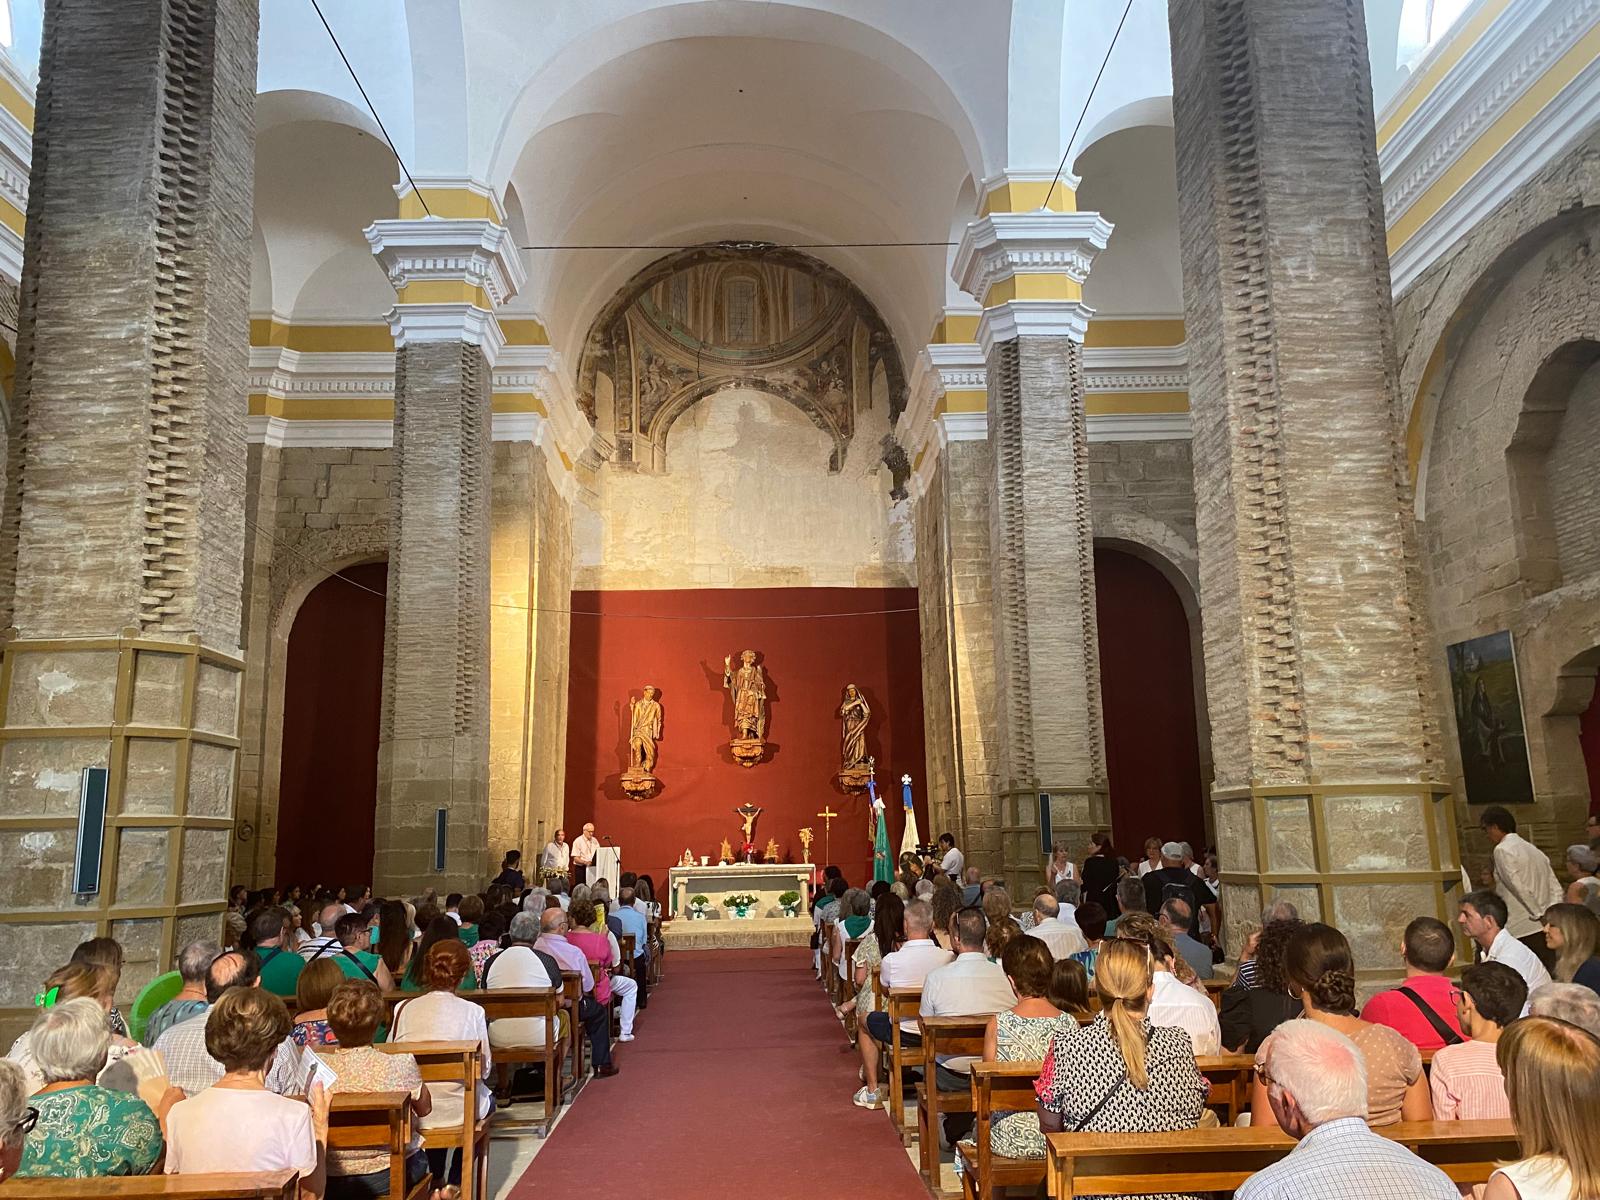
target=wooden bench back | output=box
[326,1091,412,1200]
[0,1174,298,1198]
[967,1061,1048,1195]
[1194,1052,1254,1124]
[1046,1119,1520,1197]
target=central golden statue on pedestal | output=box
[723,649,768,767]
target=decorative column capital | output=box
[365,217,527,364]
[952,210,1114,353]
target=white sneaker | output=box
[619,1033,635,1042]
[852,1085,883,1109]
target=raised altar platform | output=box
[665,861,815,949]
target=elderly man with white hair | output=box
[522,886,550,914]
[1527,980,1600,1039]
[1566,843,1600,904]
[1025,893,1087,961]
[143,940,219,1046]
[1236,1020,1458,1200]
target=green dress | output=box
[257,945,305,998]
[17,1084,162,1178]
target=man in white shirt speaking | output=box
[1479,806,1563,969]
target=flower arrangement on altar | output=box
[778,890,801,917]
[689,894,710,919]
[741,840,757,863]
[723,892,760,917]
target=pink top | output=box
[1428,1038,1510,1121]
[566,930,614,1005]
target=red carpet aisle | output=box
[509,949,928,1199]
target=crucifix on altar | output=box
[816,805,838,867]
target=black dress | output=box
[1081,854,1121,916]
[1219,987,1302,1054]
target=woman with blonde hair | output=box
[1043,841,1077,886]
[1036,938,1207,1178]
[1485,1015,1600,1200]
[4,964,133,1095]
[1539,903,1600,993]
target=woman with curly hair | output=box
[1219,917,1304,1052]
[1248,923,1432,1129]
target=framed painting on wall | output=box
[1446,630,1535,806]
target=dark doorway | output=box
[274,561,387,886]
[1581,671,1600,821]
[1093,547,1206,856]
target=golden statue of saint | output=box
[628,685,663,773]
[839,683,870,771]
[723,650,767,740]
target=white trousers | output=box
[610,973,639,1037]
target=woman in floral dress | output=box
[982,938,1076,1159]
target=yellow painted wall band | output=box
[1377,0,1513,148]
[1084,391,1190,415]
[499,318,550,346]
[0,75,34,131]
[929,314,982,345]
[394,280,492,308]
[935,390,989,417]
[979,180,1076,216]
[1084,318,1187,348]
[491,392,550,416]
[248,394,395,421]
[982,275,1083,306]
[250,319,394,353]
[0,193,23,236]
[397,187,505,223]
[1387,23,1600,253]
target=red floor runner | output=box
[508,948,929,1199]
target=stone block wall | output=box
[1400,134,1600,872]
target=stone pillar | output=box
[0,0,257,1033]
[1169,0,1454,970]
[366,219,525,893]
[953,209,1114,892]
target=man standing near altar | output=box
[572,822,601,884]
[540,828,570,886]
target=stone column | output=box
[953,210,1114,891]
[0,0,257,1032]
[1169,0,1454,970]
[366,219,525,893]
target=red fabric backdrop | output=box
[1093,548,1207,855]
[564,588,928,889]
[275,562,387,887]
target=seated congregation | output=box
[815,823,1600,1200]
[0,862,664,1198]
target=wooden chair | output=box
[1044,1120,1521,1197]
[617,934,637,980]
[959,1061,1047,1200]
[326,1090,429,1200]
[885,985,924,1144]
[0,1174,299,1198]
[559,970,585,1087]
[378,1039,488,1200]
[1193,1052,1255,1125]
[457,987,565,1136]
[646,916,664,984]
[914,1015,991,1188]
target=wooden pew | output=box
[378,1039,488,1200]
[327,1090,429,1200]
[617,934,637,980]
[959,1061,1046,1200]
[559,970,586,1086]
[885,985,924,1144]
[0,1174,299,1198]
[1044,1119,1520,1197]
[1194,1052,1254,1125]
[395,987,563,1136]
[914,1015,991,1189]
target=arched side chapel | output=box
[0,0,1594,1038]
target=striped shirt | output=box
[1428,1038,1509,1121]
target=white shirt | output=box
[1492,832,1565,938]
[940,847,965,877]
[880,938,955,1031]
[1047,861,1077,884]
[1486,927,1552,1000]
[1149,969,1222,1055]
[1137,860,1159,876]
[541,840,570,872]
[391,990,494,1127]
[572,834,600,866]
[1026,916,1088,960]
[298,934,341,962]
[483,944,559,1050]
[446,911,462,925]
[920,952,1018,1072]
[165,1088,317,1177]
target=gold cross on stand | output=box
[816,806,839,871]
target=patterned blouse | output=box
[1039,1013,1208,1200]
[849,935,884,1018]
[16,1084,162,1178]
[321,1045,424,1177]
[290,1017,338,1048]
[988,1010,1075,1160]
